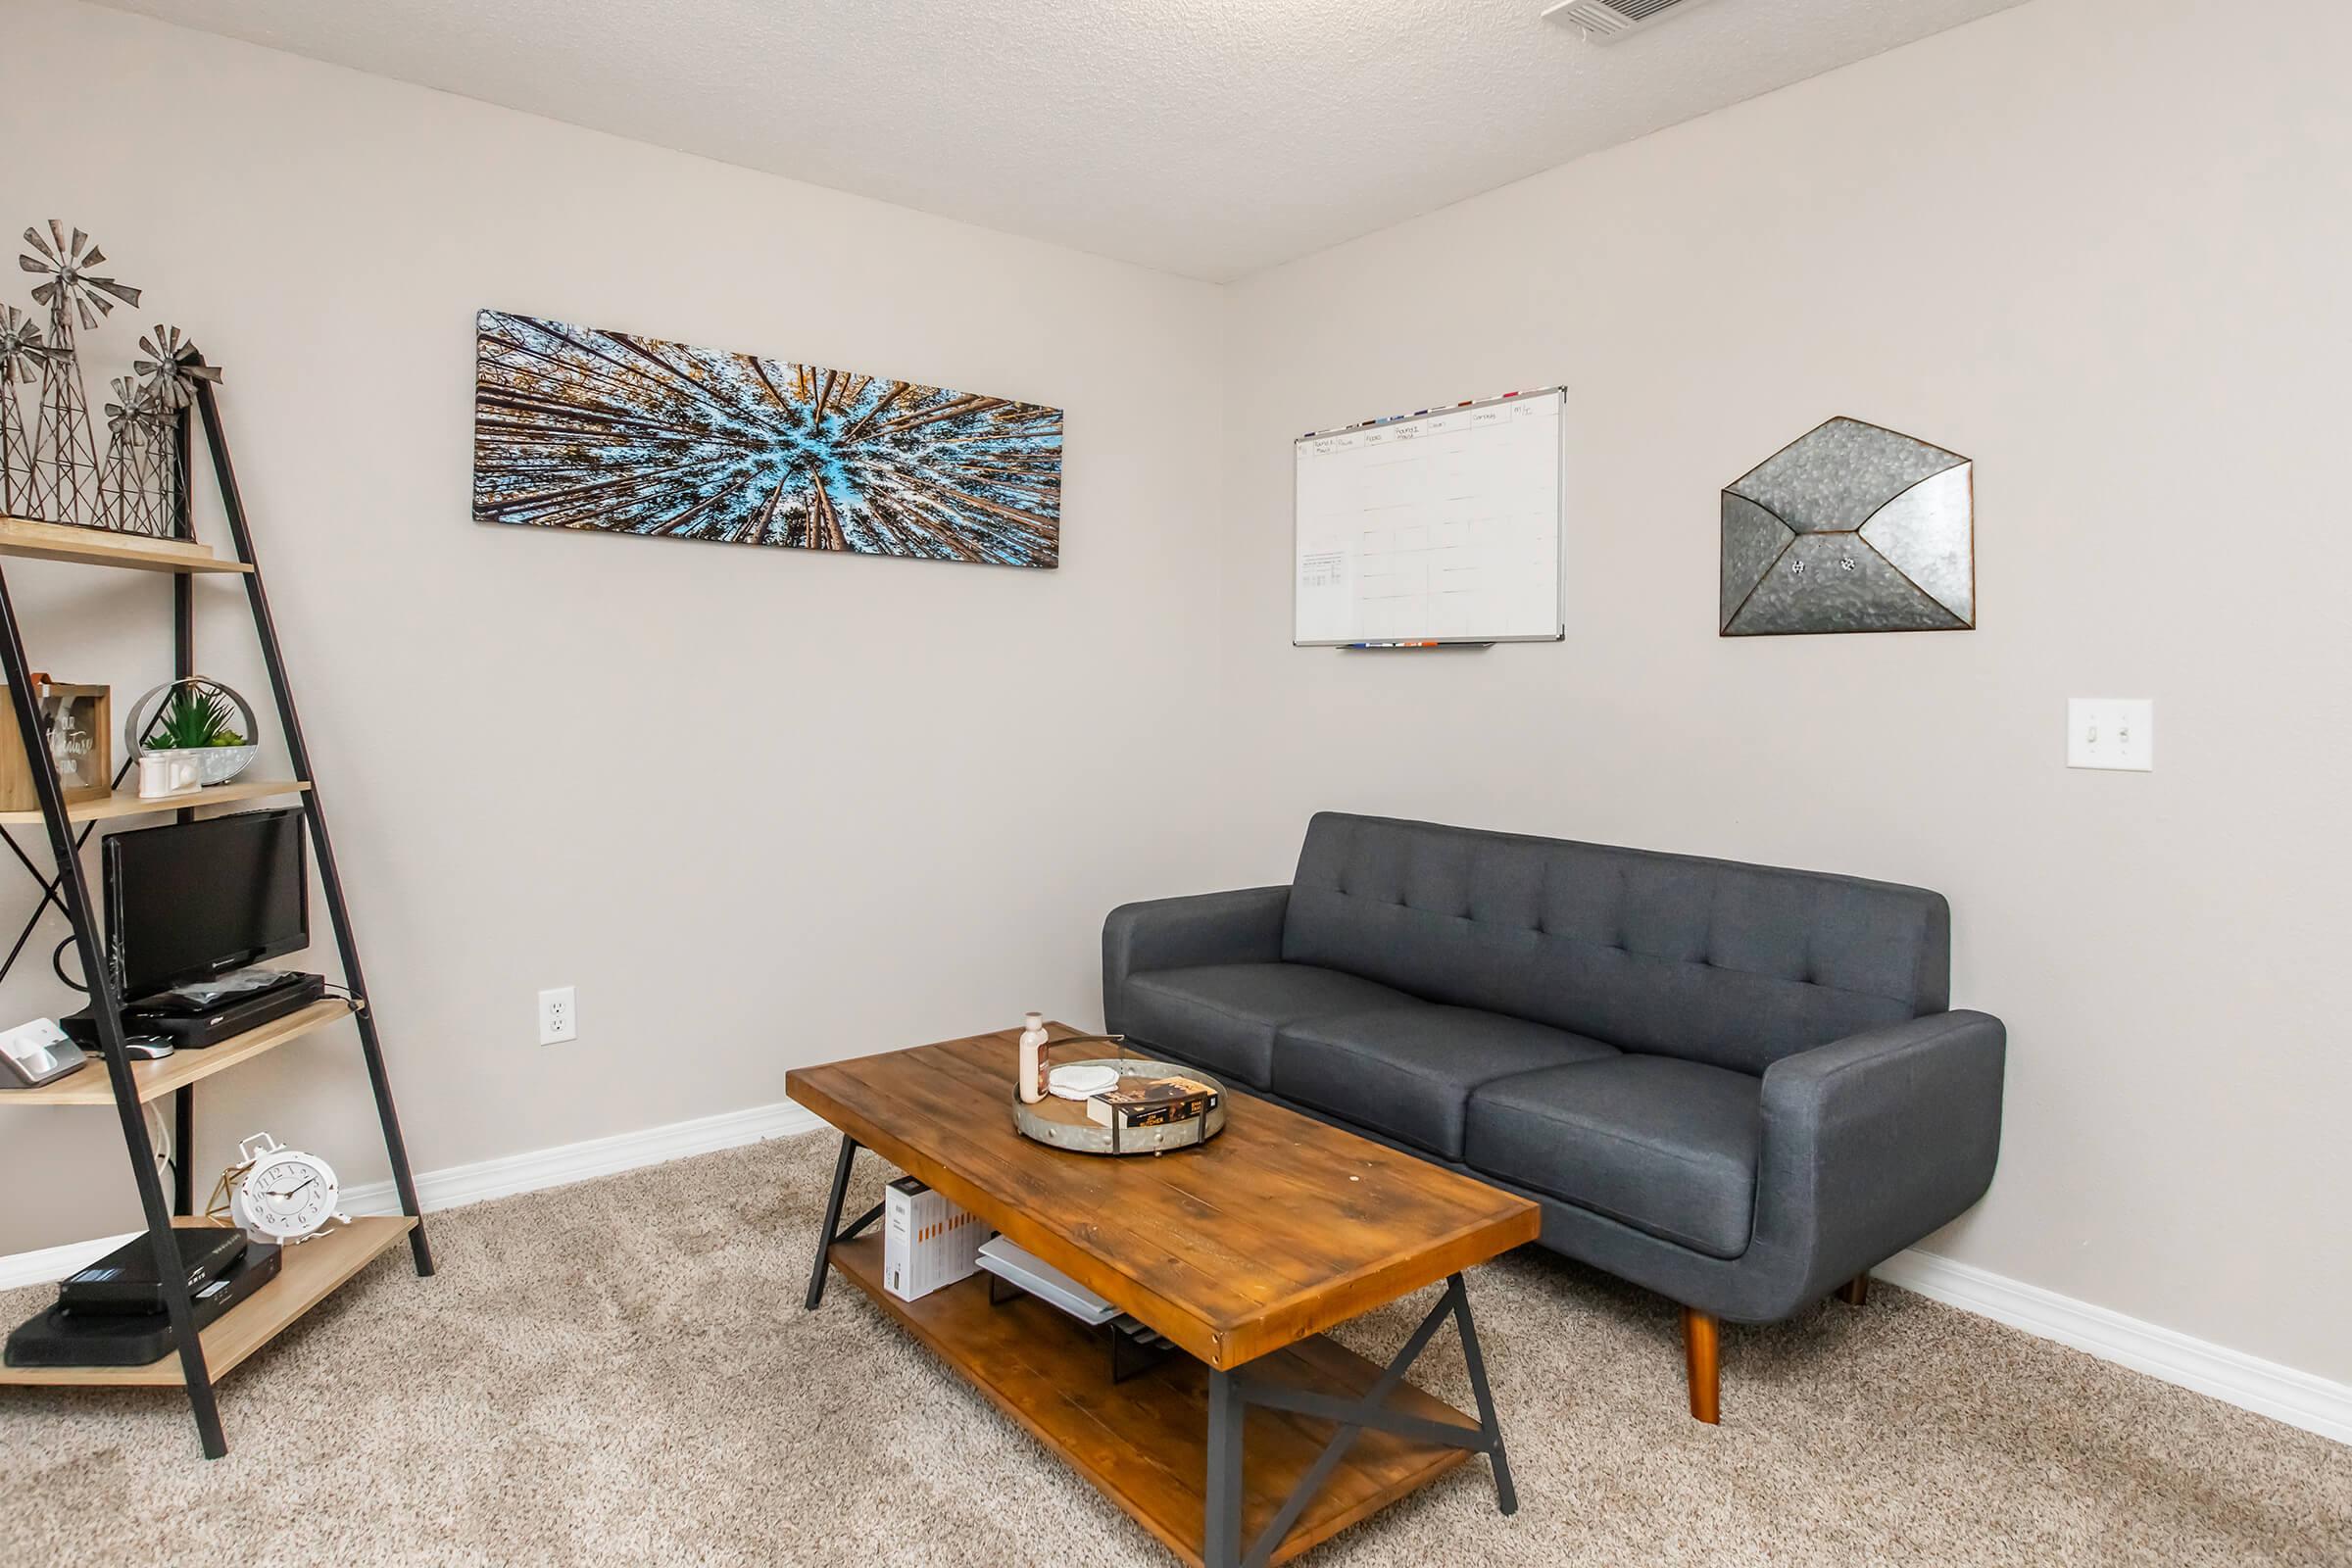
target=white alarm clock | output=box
[229,1133,347,1243]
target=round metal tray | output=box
[1012,1057,1226,1156]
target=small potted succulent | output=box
[126,677,260,789]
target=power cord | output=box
[51,935,86,994]
[144,1100,174,1188]
[48,943,178,1186]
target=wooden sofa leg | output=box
[1682,1306,1720,1424]
[1837,1274,1870,1307]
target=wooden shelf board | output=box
[0,777,310,826]
[827,1234,1476,1568]
[0,515,251,574]
[0,1215,416,1387]
[0,998,356,1107]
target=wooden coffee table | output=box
[786,1023,1540,1568]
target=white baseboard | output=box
[1875,1248,2351,1446]
[338,1100,825,1217]
[3,1102,2343,1447]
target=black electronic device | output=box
[102,808,308,1004]
[60,971,326,1055]
[54,1010,172,1057]
[58,1227,249,1316]
[4,1241,281,1368]
[126,970,326,1050]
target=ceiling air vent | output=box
[1542,0,1720,43]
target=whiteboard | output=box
[1294,388,1565,646]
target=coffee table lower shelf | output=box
[826,1233,1479,1568]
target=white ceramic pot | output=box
[136,750,206,800]
[193,743,259,785]
[122,677,263,787]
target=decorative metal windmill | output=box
[131,325,220,538]
[100,375,157,535]
[16,221,140,525]
[0,306,46,518]
[133,324,219,412]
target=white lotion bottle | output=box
[1017,1011,1049,1104]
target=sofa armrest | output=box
[1752,1009,2006,1301]
[1102,886,1291,1032]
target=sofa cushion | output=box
[1464,1054,1764,1259]
[1117,962,1415,1088]
[1282,812,1947,1073]
[1272,1005,1619,1160]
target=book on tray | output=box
[1085,1074,1219,1129]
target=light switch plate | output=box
[2068,698,2153,771]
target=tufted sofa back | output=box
[1282,813,1949,1074]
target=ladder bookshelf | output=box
[0,367,431,1458]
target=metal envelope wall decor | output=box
[1720,416,1974,636]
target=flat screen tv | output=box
[102,808,308,1002]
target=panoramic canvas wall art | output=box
[471,310,1063,567]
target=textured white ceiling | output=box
[97,0,2030,280]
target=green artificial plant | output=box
[144,685,247,751]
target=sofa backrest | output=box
[1283,813,1949,1074]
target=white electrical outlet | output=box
[538,986,577,1045]
[2068,699,2154,771]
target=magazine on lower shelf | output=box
[974,1235,1119,1326]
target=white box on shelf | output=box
[883,1175,982,1301]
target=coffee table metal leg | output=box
[1448,1273,1516,1515]
[1218,1272,1517,1562]
[805,1134,859,1310]
[1205,1365,1245,1568]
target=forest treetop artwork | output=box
[471,310,1064,569]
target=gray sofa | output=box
[1102,812,2005,1421]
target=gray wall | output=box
[1214,0,2352,1382]
[0,0,1225,1254]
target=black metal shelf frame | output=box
[0,366,431,1458]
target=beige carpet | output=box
[3,1133,2345,1567]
